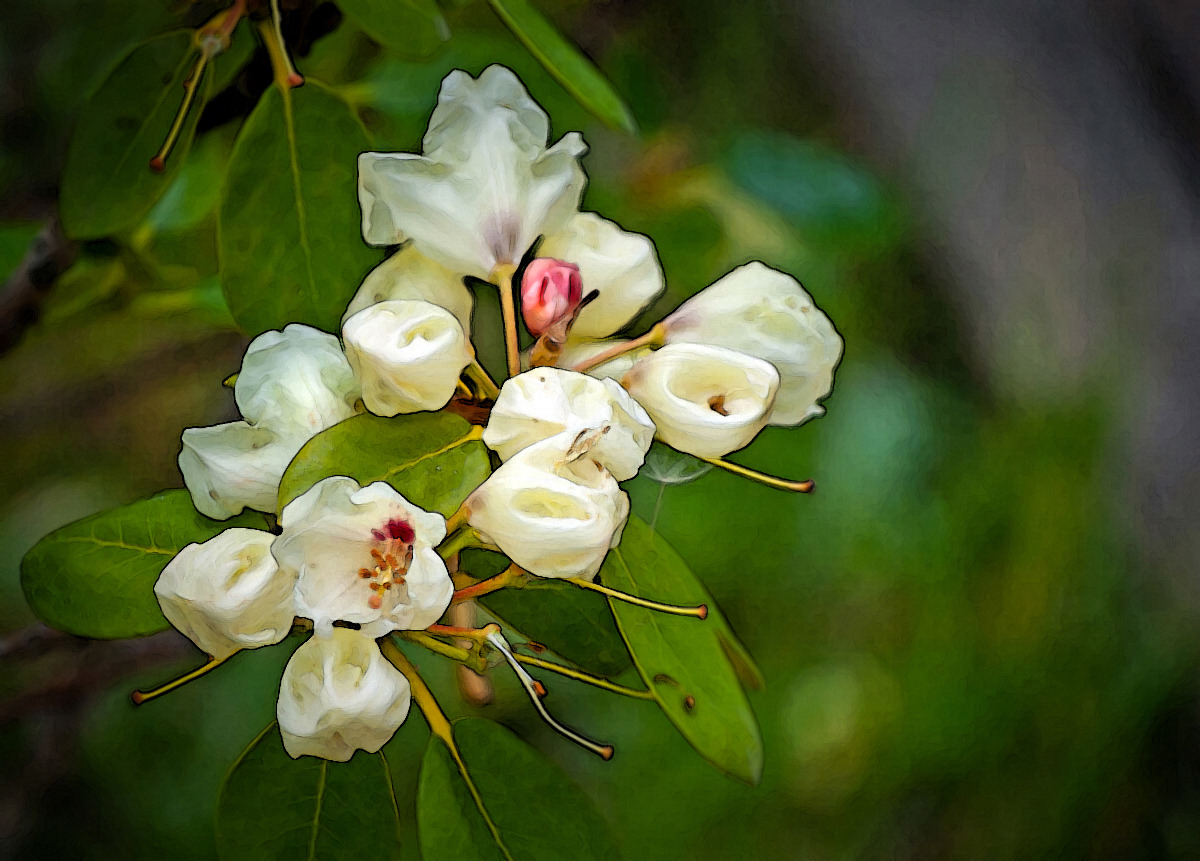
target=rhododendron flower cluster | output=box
[153,65,842,764]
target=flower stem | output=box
[131,653,232,704]
[199,0,246,45]
[149,49,211,173]
[381,641,516,861]
[257,4,303,91]
[437,525,483,560]
[570,323,666,374]
[444,503,470,536]
[451,564,526,603]
[486,631,614,760]
[698,455,815,493]
[512,653,655,700]
[494,264,521,378]
[426,622,500,641]
[465,359,500,400]
[567,577,708,619]
[399,630,485,671]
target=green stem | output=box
[380,641,515,861]
[512,653,654,700]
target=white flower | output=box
[277,628,411,761]
[179,324,360,520]
[154,528,296,660]
[664,262,842,425]
[538,212,664,340]
[274,477,452,638]
[178,422,299,520]
[234,324,360,434]
[343,300,472,416]
[359,65,586,278]
[483,367,654,481]
[467,439,629,580]
[342,245,474,334]
[621,343,780,459]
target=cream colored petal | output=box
[540,213,665,339]
[553,338,653,382]
[622,343,779,459]
[234,323,359,436]
[358,66,587,277]
[665,262,843,425]
[343,300,472,416]
[155,528,296,660]
[467,438,628,580]
[275,477,450,635]
[342,245,473,333]
[277,629,411,761]
[179,421,303,520]
[482,367,654,480]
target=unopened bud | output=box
[521,258,582,336]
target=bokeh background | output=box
[3,0,1200,857]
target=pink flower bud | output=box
[520,258,583,336]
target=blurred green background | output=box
[3,0,1198,858]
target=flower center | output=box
[358,518,414,610]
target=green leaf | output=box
[418,718,620,861]
[216,723,400,860]
[20,490,268,639]
[60,31,211,239]
[480,577,632,676]
[278,412,490,517]
[600,515,763,783]
[486,0,635,133]
[219,81,377,336]
[337,0,449,58]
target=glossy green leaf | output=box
[216,723,399,860]
[337,0,449,58]
[480,576,632,676]
[219,81,377,336]
[20,490,268,639]
[600,515,763,783]
[60,32,211,239]
[418,718,620,861]
[278,412,490,517]
[486,0,635,133]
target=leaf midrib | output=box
[279,85,320,317]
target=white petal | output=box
[154,528,296,660]
[622,343,780,459]
[554,338,653,382]
[467,438,628,580]
[234,324,360,436]
[358,66,587,277]
[665,262,843,425]
[540,213,665,339]
[343,300,472,416]
[342,245,474,333]
[275,477,451,635]
[277,629,411,761]
[483,367,654,480]
[178,421,302,519]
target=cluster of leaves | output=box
[20,1,769,856]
